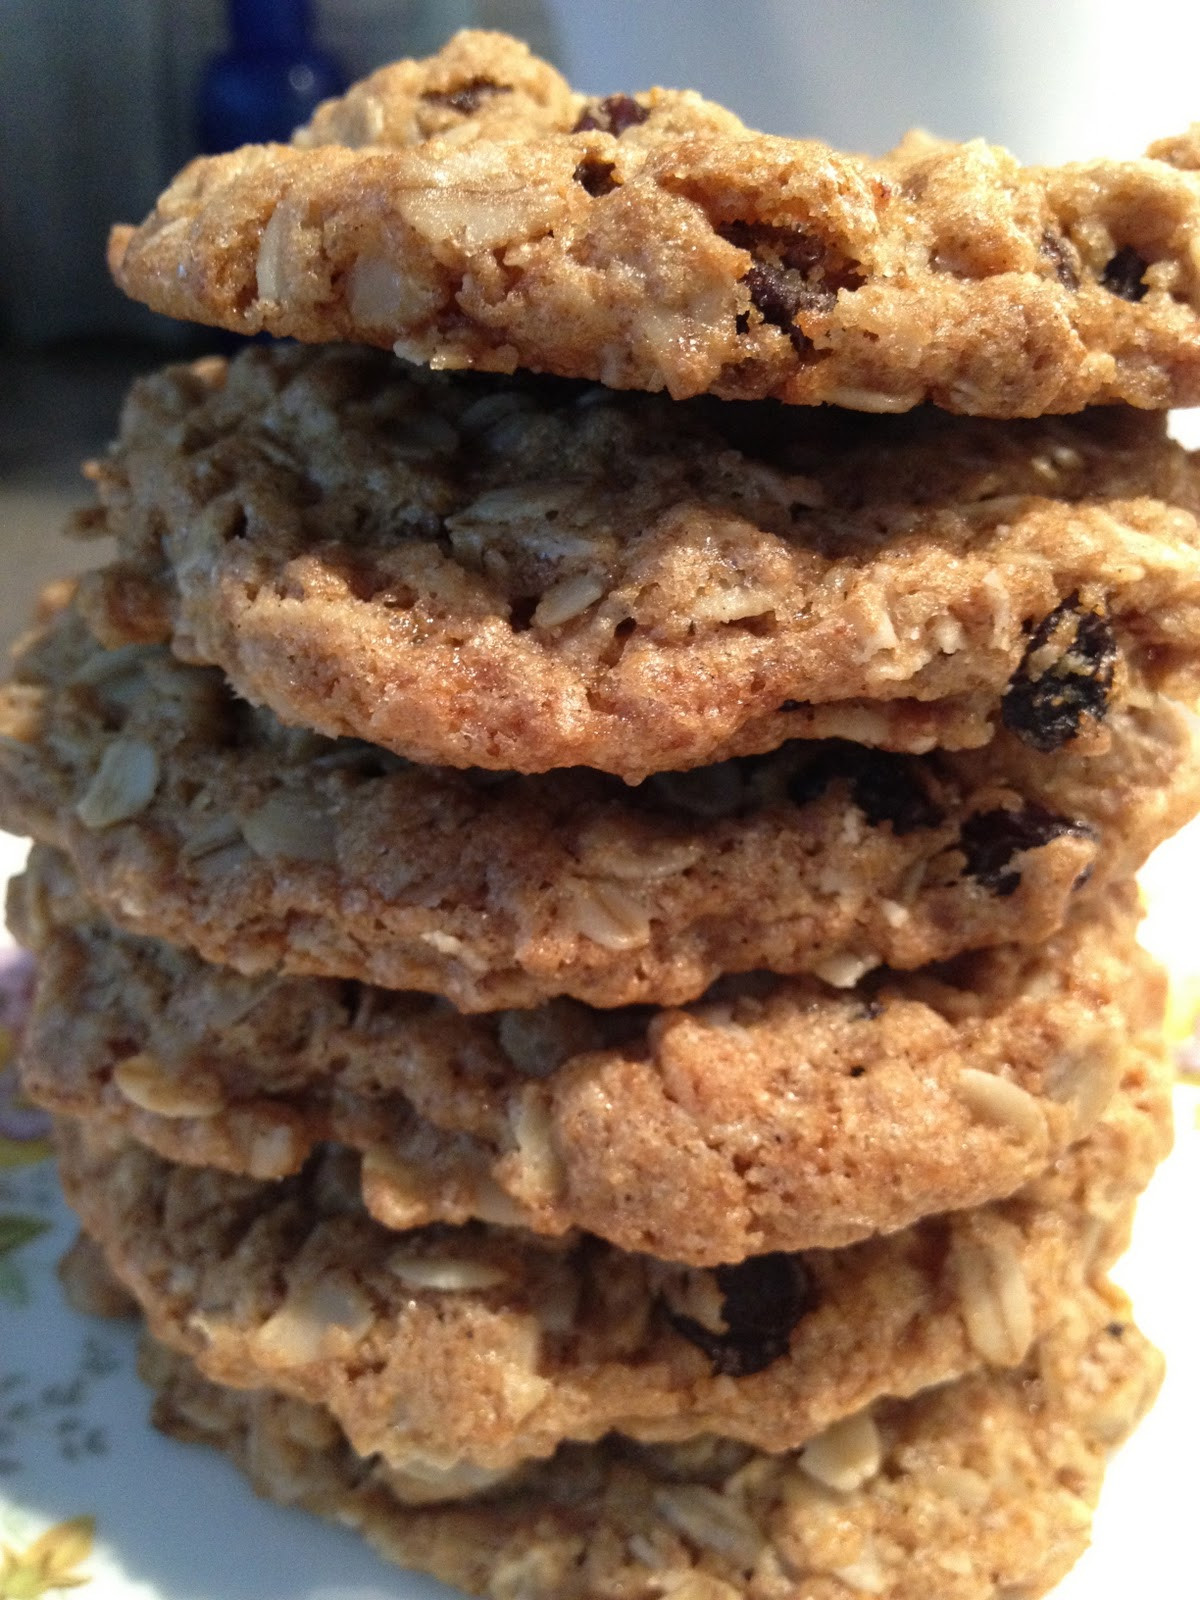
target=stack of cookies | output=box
[6,30,1200,1599]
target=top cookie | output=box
[108,30,1200,416]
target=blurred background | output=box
[4,0,1200,649]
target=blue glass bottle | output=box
[199,0,347,153]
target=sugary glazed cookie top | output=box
[110,30,1200,414]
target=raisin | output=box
[850,750,943,833]
[1040,230,1080,290]
[787,743,943,834]
[721,222,863,356]
[722,221,829,278]
[960,804,1096,896]
[1000,594,1117,752]
[744,261,807,326]
[573,95,649,135]
[743,265,824,355]
[1100,245,1149,302]
[667,1255,819,1378]
[422,78,509,115]
[573,156,618,197]
[508,595,538,633]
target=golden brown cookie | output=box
[53,1052,1170,1474]
[0,599,1193,1013]
[109,31,1200,416]
[75,345,1200,777]
[141,1285,1160,1599]
[15,847,1162,1263]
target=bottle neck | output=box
[228,0,312,51]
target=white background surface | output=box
[549,0,1200,163]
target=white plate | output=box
[1,828,1196,1600]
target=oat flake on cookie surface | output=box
[73,343,1200,778]
[14,847,1165,1264]
[108,30,1200,417]
[52,1047,1169,1475]
[141,1282,1161,1600]
[0,599,1194,1016]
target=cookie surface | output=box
[76,344,1200,777]
[142,1286,1159,1600]
[54,1054,1170,1474]
[1,599,1194,1013]
[108,32,1200,417]
[16,848,1162,1263]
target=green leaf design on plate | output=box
[0,1137,53,1171]
[0,1214,50,1306]
[0,1260,27,1307]
[0,1215,50,1256]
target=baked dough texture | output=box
[140,1287,1160,1600]
[75,344,1200,777]
[15,848,1163,1264]
[107,31,1200,418]
[53,1049,1170,1474]
[16,34,1190,1585]
[0,599,1194,1012]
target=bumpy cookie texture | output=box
[108,30,1200,416]
[142,1289,1160,1600]
[3,601,1194,1012]
[54,1056,1170,1473]
[15,849,1163,1262]
[75,345,1200,777]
